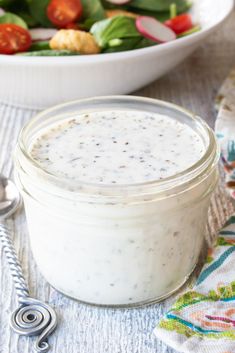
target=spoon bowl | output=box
[0,175,21,219]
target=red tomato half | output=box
[165,14,193,35]
[0,24,32,54]
[47,0,82,28]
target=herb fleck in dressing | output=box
[30,110,205,184]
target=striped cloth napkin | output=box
[154,67,235,353]
[154,216,235,353]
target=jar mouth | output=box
[15,96,219,198]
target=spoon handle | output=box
[0,223,29,301]
[0,223,57,353]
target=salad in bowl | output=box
[0,0,232,109]
[0,0,198,55]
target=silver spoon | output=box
[0,175,57,352]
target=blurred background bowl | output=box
[0,0,233,109]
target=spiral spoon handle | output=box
[0,223,57,352]
[11,297,57,353]
[0,223,29,301]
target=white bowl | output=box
[0,0,233,109]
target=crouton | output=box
[50,29,100,54]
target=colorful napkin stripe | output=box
[154,216,235,353]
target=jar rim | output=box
[15,96,219,198]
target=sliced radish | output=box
[136,16,176,43]
[105,0,131,4]
[29,28,58,41]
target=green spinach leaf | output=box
[29,40,50,51]
[100,1,118,10]
[6,0,38,26]
[17,49,80,56]
[91,16,140,48]
[79,18,97,31]
[130,9,172,22]
[26,0,52,27]
[0,0,14,8]
[104,37,141,53]
[0,12,28,28]
[129,0,191,13]
[81,0,106,22]
[18,11,39,27]
[134,37,156,49]
[104,36,155,53]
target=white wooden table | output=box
[0,13,235,353]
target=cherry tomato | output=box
[0,24,32,54]
[164,14,193,35]
[47,0,82,28]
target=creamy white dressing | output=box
[30,110,205,184]
[15,105,218,306]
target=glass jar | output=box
[14,96,219,307]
